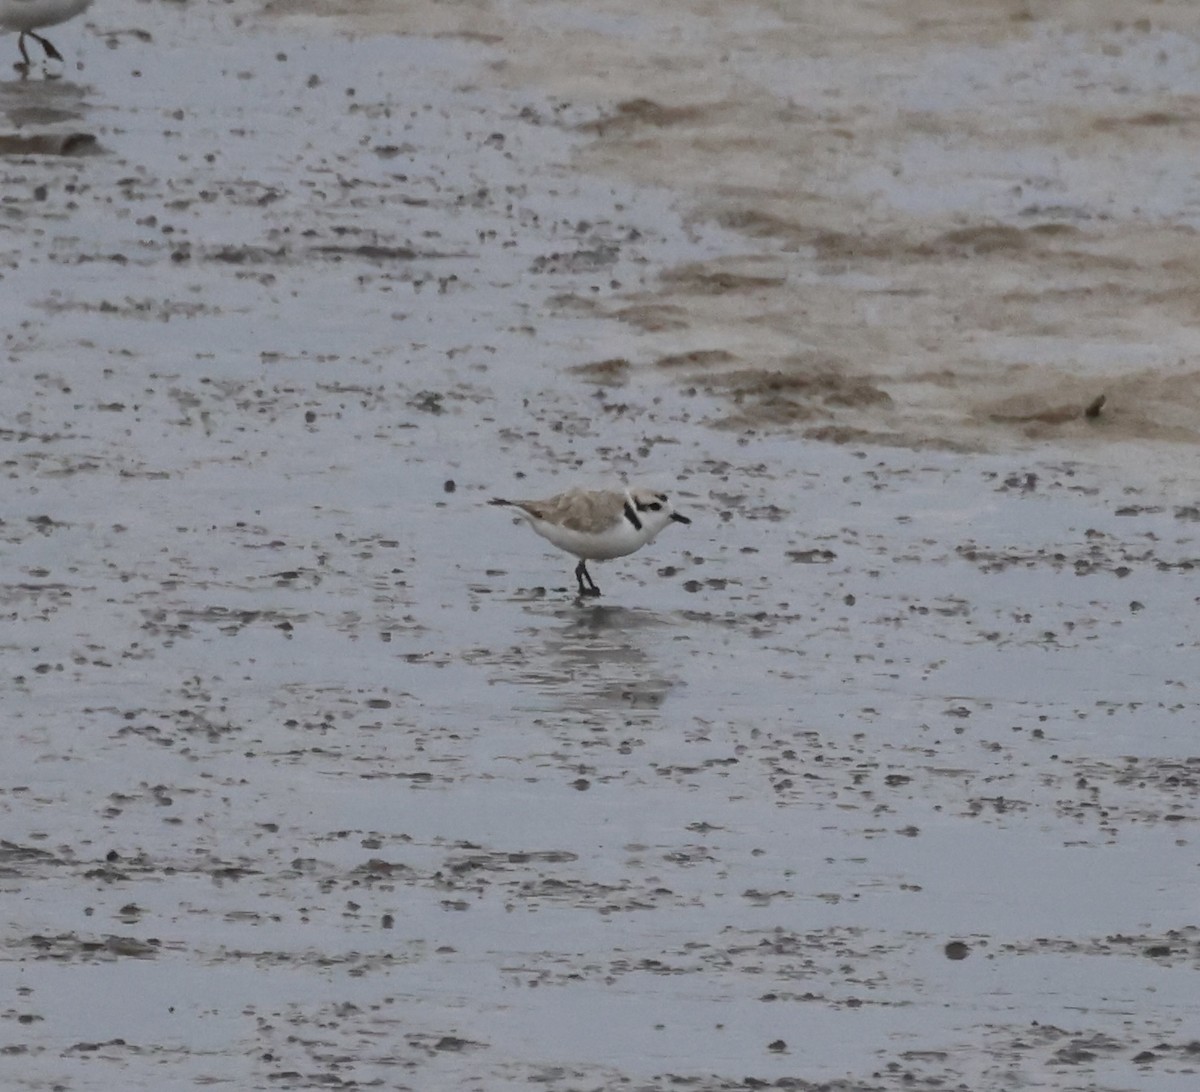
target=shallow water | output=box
[4,2,1200,1090]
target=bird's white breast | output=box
[528,515,656,560]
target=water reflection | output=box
[0,78,98,158]
[490,602,684,725]
[0,78,89,127]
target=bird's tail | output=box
[489,497,513,507]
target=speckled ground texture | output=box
[4,1,1200,1090]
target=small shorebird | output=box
[0,0,92,70]
[490,485,691,597]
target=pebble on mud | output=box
[944,941,971,960]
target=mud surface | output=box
[3,2,1200,1090]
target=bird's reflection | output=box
[0,76,98,158]
[0,77,88,125]
[491,602,683,724]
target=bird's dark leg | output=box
[33,32,62,62]
[28,32,63,63]
[16,32,62,71]
[574,560,601,598]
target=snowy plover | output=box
[489,486,691,597]
[0,0,92,70]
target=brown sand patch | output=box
[577,98,716,136]
[707,357,892,429]
[653,349,737,370]
[659,264,788,294]
[569,357,632,383]
[611,303,691,332]
[987,392,1108,428]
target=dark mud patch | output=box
[577,96,718,136]
[985,391,1109,430]
[612,300,691,332]
[659,263,788,294]
[705,359,893,429]
[653,348,737,370]
[20,933,165,961]
[705,216,1080,264]
[0,132,99,156]
[914,222,1080,259]
[569,356,631,383]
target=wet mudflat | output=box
[3,2,1200,1090]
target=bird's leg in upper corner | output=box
[574,560,601,598]
[29,32,63,63]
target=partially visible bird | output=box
[0,0,93,70]
[490,485,691,598]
